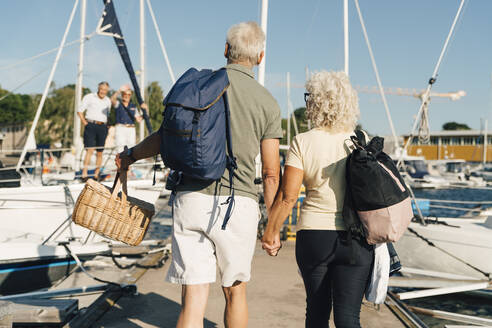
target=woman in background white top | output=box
[262,71,374,328]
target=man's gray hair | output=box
[226,21,265,66]
[98,81,109,87]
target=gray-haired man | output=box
[116,21,282,327]
[77,81,111,181]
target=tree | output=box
[0,86,35,124]
[146,81,165,131]
[34,84,91,147]
[442,122,471,131]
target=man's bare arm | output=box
[115,132,161,170]
[260,138,281,215]
[132,132,161,160]
[77,112,87,126]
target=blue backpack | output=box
[159,68,237,229]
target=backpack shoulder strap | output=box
[221,91,237,230]
[354,129,367,146]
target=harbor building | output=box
[404,130,492,162]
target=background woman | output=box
[262,71,374,328]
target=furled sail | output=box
[96,0,153,133]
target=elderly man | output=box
[110,84,148,152]
[77,81,111,181]
[116,21,281,327]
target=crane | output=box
[354,85,466,144]
[277,80,466,145]
[354,85,466,101]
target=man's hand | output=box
[261,230,282,256]
[115,151,134,171]
[141,103,148,112]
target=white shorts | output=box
[114,125,136,152]
[166,191,260,287]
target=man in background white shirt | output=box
[77,81,111,181]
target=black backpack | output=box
[343,130,413,244]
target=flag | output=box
[96,0,153,134]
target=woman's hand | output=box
[262,230,282,256]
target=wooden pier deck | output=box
[94,240,406,328]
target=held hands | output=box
[261,230,282,257]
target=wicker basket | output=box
[72,172,155,246]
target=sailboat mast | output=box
[139,0,146,141]
[258,0,268,86]
[16,0,80,171]
[343,0,349,75]
[287,72,291,146]
[484,119,488,165]
[74,0,86,168]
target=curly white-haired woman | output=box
[262,71,374,328]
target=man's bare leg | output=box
[222,281,248,328]
[177,284,210,328]
[82,148,94,179]
[94,150,103,179]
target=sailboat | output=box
[0,0,168,295]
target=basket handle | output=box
[111,170,128,205]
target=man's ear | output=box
[257,51,265,65]
[224,43,229,59]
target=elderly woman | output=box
[110,84,148,152]
[262,71,374,328]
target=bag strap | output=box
[221,91,237,230]
[121,102,137,124]
[351,129,367,149]
[111,170,128,205]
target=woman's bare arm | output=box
[262,165,303,255]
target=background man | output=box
[77,81,111,181]
[110,84,148,152]
[116,21,282,328]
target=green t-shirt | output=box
[176,63,282,201]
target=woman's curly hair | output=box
[305,71,359,132]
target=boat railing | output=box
[0,146,164,185]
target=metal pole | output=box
[398,282,490,300]
[16,0,80,171]
[287,72,291,146]
[484,119,488,164]
[353,0,398,149]
[344,0,349,75]
[305,66,311,130]
[73,0,86,170]
[397,0,466,168]
[139,0,146,141]
[258,0,268,86]
[146,0,175,84]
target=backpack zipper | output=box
[191,112,201,164]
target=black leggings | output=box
[296,230,374,328]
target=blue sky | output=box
[1,0,491,136]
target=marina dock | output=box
[0,240,409,328]
[85,241,406,327]
[97,241,408,327]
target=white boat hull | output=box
[395,217,492,280]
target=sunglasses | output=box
[304,93,311,103]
